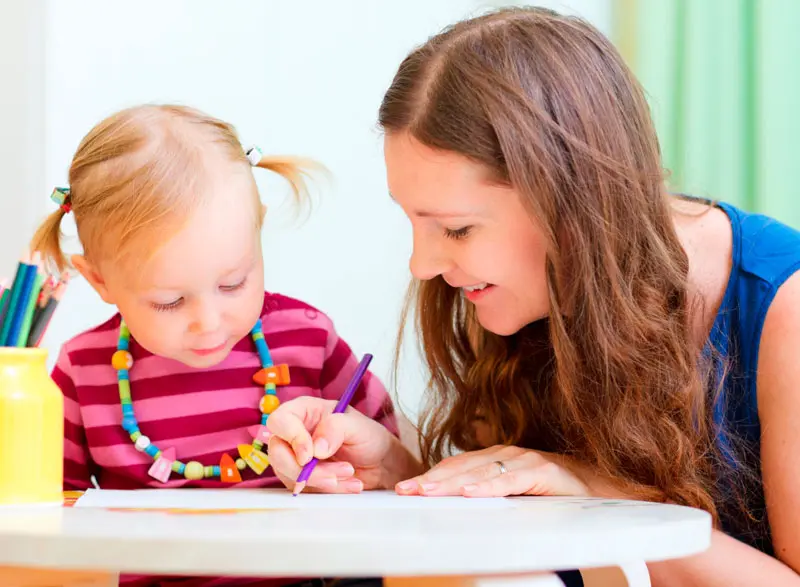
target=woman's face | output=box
[384,131,550,335]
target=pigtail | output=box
[30,207,70,276]
[249,149,328,219]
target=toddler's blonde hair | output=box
[32,104,320,275]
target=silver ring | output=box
[494,460,508,475]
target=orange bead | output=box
[220,453,242,483]
[253,364,290,386]
[259,394,280,414]
[112,350,133,370]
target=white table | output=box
[0,495,711,587]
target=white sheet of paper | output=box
[74,488,516,510]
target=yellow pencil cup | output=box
[0,347,63,506]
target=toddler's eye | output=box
[444,226,472,240]
[220,278,247,292]
[151,298,183,312]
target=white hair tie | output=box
[245,145,262,167]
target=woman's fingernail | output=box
[462,484,478,493]
[420,482,439,493]
[396,480,416,492]
[314,438,329,457]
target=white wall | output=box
[0,0,46,280]
[2,0,610,418]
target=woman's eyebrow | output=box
[388,192,480,219]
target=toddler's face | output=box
[86,164,266,368]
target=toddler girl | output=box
[33,104,395,587]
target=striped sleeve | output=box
[51,345,95,490]
[319,326,399,437]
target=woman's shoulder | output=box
[675,197,800,302]
[716,201,800,282]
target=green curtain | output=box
[613,0,800,228]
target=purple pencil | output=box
[292,353,373,496]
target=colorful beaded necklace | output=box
[112,318,291,483]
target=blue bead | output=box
[177,463,186,475]
[252,319,263,333]
[121,416,138,432]
[121,404,134,416]
[212,466,220,476]
[261,414,268,425]
[118,369,129,381]
[253,337,273,368]
[144,444,159,457]
[118,339,129,351]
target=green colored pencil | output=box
[17,271,44,347]
[0,279,10,326]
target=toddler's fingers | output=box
[311,411,368,459]
[268,437,357,492]
[266,399,328,465]
[267,436,303,480]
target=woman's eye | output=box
[444,226,472,240]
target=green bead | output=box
[120,323,130,339]
[204,466,214,478]
[253,440,263,451]
[118,379,131,402]
[154,451,161,460]
[171,461,183,473]
[265,382,277,393]
[130,431,141,442]
[184,461,204,480]
[236,458,246,470]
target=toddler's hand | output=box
[266,396,396,493]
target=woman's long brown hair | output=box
[380,7,743,523]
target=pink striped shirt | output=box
[53,291,398,491]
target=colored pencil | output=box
[16,270,44,347]
[32,278,50,328]
[37,275,55,307]
[5,252,41,347]
[28,279,67,347]
[0,252,33,346]
[292,353,373,496]
[0,279,10,329]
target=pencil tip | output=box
[292,481,306,497]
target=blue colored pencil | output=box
[0,253,32,346]
[3,252,41,347]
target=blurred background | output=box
[0,1,796,418]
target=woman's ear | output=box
[71,254,114,304]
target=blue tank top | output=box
[708,200,800,553]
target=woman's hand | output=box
[395,445,591,498]
[266,396,418,493]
